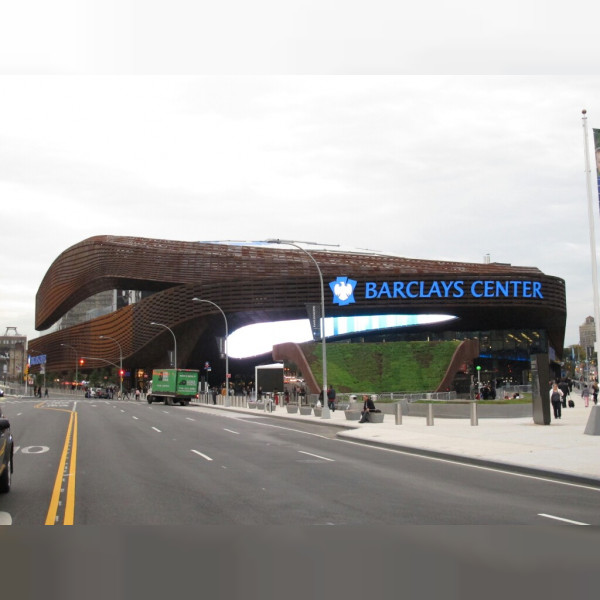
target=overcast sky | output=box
[2,2,600,356]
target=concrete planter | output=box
[299,406,313,415]
[313,407,322,417]
[399,401,532,419]
[256,402,265,410]
[345,411,361,421]
[286,405,299,414]
[368,412,385,423]
[248,401,257,409]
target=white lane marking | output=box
[232,418,333,441]
[152,427,161,433]
[132,416,139,420]
[538,513,589,526]
[191,449,213,461]
[224,428,239,435]
[298,450,335,462]
[20,446,50,454]
[0,512,12,525]
[186,417,195,421]
[221,412,600,493]
[120,410,125,413]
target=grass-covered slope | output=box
[300,340,461,393]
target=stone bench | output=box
[345,410,361,421]
[345,410,384,423]
[367,412,385,423]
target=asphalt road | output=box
[1,395,599,526]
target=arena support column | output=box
[530,353,551,425]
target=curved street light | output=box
[60,343,79,393]
[150,322,177,369]
[99,335,123,398]
[192,297,229,402]
[264,239,336,419]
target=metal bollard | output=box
[395,402,402,425]
[426,403,434,426]
[470,402,478,426]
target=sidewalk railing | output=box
[336,391,458,403]
[194,390,461,407]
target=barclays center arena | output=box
[27,236,566,393]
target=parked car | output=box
[0,414,13,493]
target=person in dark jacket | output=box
[359,394,377,423]
[558,379,570,408]
[326,385,336,411]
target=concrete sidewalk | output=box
[194,399,600,486]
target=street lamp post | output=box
[99,335,123,399]
[264,238,335,419]
[192,297,229,404]
[150,322,178,369]
[60,343,79,394]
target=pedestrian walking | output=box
[582,384,591,408]
[549,382,563,420]
[558,379,569,408]
[327,385,336,411]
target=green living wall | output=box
[300,340,461,393]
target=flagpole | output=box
[582,109,600,361]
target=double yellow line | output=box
[44,407,78,525]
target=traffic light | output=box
[79,358,85,366]
[119,369,124,377]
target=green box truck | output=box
[147,369,199,406]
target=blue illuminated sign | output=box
[28,354,47,365]
[330,278,543,303]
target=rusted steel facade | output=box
[28,236,566,380]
